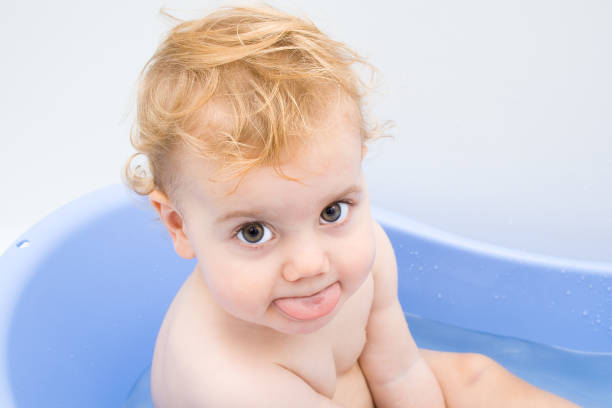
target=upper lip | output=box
[277,282,337,299]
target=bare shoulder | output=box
[369,220,399,311]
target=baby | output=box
[125,5,578,407]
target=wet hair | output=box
[123,4,382,201]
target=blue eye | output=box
[320,202,349,224]
[237,222,272,244]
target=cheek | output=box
[199,252,275,313]
[335,226,376,282]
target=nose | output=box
[281,239,330,282]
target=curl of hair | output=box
[123,5,386,199]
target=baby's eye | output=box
[320,202,349,224]
[237,222,272,245]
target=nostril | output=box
[282,260,329,282]
[282,245,329,281]
[16,239,31,248]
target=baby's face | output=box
[177,101,376,335]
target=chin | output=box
[274,319,330,335]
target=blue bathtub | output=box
[1,184,610,407]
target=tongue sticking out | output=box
[274,282,341,321]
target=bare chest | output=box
[279,273,374,400]
[155,271,375,405]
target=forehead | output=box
[178,97,363,206]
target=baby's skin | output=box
[147,96,579,407]
[148,96,443,407]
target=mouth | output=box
[273,282,341,321]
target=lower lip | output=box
[273,282,341,321]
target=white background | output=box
[1,0,610,262]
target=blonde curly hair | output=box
[124,4,382,202]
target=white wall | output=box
[1,0,610,262]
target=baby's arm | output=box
[358,222,577,408]
[358,222,445,408]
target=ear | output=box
[149,190,196,259]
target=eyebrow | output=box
[216,209,269,224]
[333,184,362,201]
[215,184,362,224]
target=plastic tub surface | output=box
[1,184,610,407]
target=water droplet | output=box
[596,319,602,324]
[579,276,585,282]
[493,294,500,300]
[582,310,589,316]
[418,266,423,271]
[433,265,439,270]
[565,290,572,296]
[436,293,443,299]
[16,239,30,248]
[69,353,75,360]
[588,284,593,289]
[607,286,612,292]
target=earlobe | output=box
[149,190,196,260]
